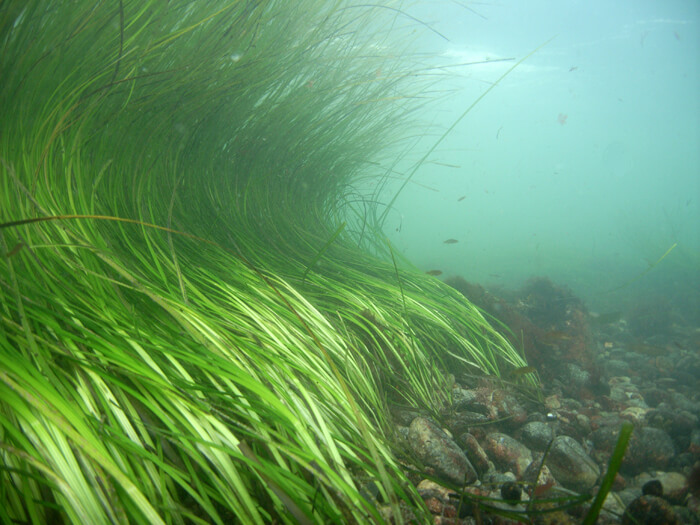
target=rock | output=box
[416,479,458,517]
[500,481,522,504]
[669,392,700,415]
[408,417,478,486]
[620,406,650,425]
[518,421,555,451]
[584,491,627,522]
[608,376,648,408]
[627,427,676,473]
[545,394,561,411]
[443,411,489,435]
[482,470,517,485]
[593,425,675,475]
[622,495,682,525]
[690,428,700,455]
[451,387,478,410]
[483,433,532,478]
[488,389,527,427]
[642,479,663,497]
[545,435,600,492]
[635,471,688,504]
[604,360,629,378]
[458,432,491,476]
[522,456,557,488]
[461,387,528,426]
[673,506,700,525]
[647,405,699,439]
[564,363,591,392]
[641,386,670,408]
[392,407,422,426]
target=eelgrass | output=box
[1,1,532,523]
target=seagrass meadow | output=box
[0,1,531,523]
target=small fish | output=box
[425,270,443,276]
[589,311,622,326]
[532,480,555,498]
[568,66,578,72]
[627,342,665,356]
[457,195,466,202]
[443,238,458,244]
[5,242,25,258]
[509,366,536,378]
[540,330,573,344]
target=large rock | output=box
[483,433,532,479]
[458,432,492,476]
[593,425,675,475]
[545,435,600,492]
[408,417,478,486]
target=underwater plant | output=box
[1,1,531,523]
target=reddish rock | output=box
[483,433,533,479]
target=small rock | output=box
[444,411,489,435]
[642,479,663,497]
[622,495,682,525]
[669,392,700,415]
[408,417,478,486]
[545,394,561,411]
[482,470,516,485]
[635,471,688,503]
[690,428,700,455]
[564,363,591,390]
[489,389,528,426]
[518,421,555,451]
[416,479,457,503]
[522,456,557,488]
[608,376,648,408]
[500,481,522,504]
[620,406,650,424]
[605,360,630,377]
[673,506,700,525]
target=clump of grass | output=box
[1,1,533,523]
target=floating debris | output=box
[443,238,458,244]
[431,161,461,168]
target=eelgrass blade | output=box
[582,421,633,525]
